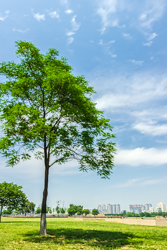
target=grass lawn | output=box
[0,217,167,249]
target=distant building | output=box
[102,204,106,214]
[116,204,120,214]
[112,204,116,214]
[107,204,112,214]
[144,204,152,211]
[97,205,102,213]
[149,207,161,213]
[157,202,167,212]
[129,204,142,214]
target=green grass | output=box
[0,217,167,249]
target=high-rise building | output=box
[157,202,167,212]
[97,203,121,214]
[102,204,106,214]
[129,204,143,214]
[107,204,112,214]
[116,204,120,214]
[97,205,102,213]
[145,204,151,211]
[113,204,116,214]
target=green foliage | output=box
[67,204,83,216]
[48,207,52,214]
[2,208,12,215]
[22,201,36,214]
[82,209,90,216]
[35,207,41,214]
[0,40,116,178]
[0,182,27,220]
[60,207,66,214]
[92,209,99,216]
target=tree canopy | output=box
[0,41,116,234]
[92,209,99,216]
[0,182,27,222]
[67,204,83,216]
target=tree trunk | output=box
[40,164,49,235]
[0,206,2,223]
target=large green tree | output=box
[0,182,27,222]
[0,41,116,235]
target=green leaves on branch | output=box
[0,40,116,178]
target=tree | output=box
[22,201,36,215]
[82,209,90,216]
[0,182,27,222]
[76,205,83,215]
[60,207,66,215]
[0,41,116,235]
[67,204,78,216]
[35,207,41,214]
[56,201,61,216]
[48,207,52,214]
[92,209,99,216]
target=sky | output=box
[0,0,167,212]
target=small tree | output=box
[56,201,61,216]
[0,41,116,234]
[82,209,90,216]
[77,205,83,215]
[92,209,99,217]
[67,204,78,216]
[35,207,42,214]
[0,182,27,222]
[60,207,66,215]
[22,201,36,216]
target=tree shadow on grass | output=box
[23,228,139,249]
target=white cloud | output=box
[143,32,157,46]
[67,37,74,44]
[114,178,145,187]
[71,15,80,31]
[66,31,75,36]
[66,15,80,44]
[65,9,73,14]
[98,39,116,58]
[148,32,158,40]
[115,177,166,188]
[48,11,59,19]
[131,107,167,122]
[123,33,132,39]
[115,147,167,166]
[96,0,166,35]
[94,72,167,114]
[133,122,167,136]
[143,41,152,46]
[13,28,29,33]
[130,60,144,66]
[0,10,10,21]
[139,0,165,29]
[61,0,68,4]
[97,0,119,32]
[33,12,45,22]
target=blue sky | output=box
[0,0,167,211]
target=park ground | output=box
[0,217,167,249]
